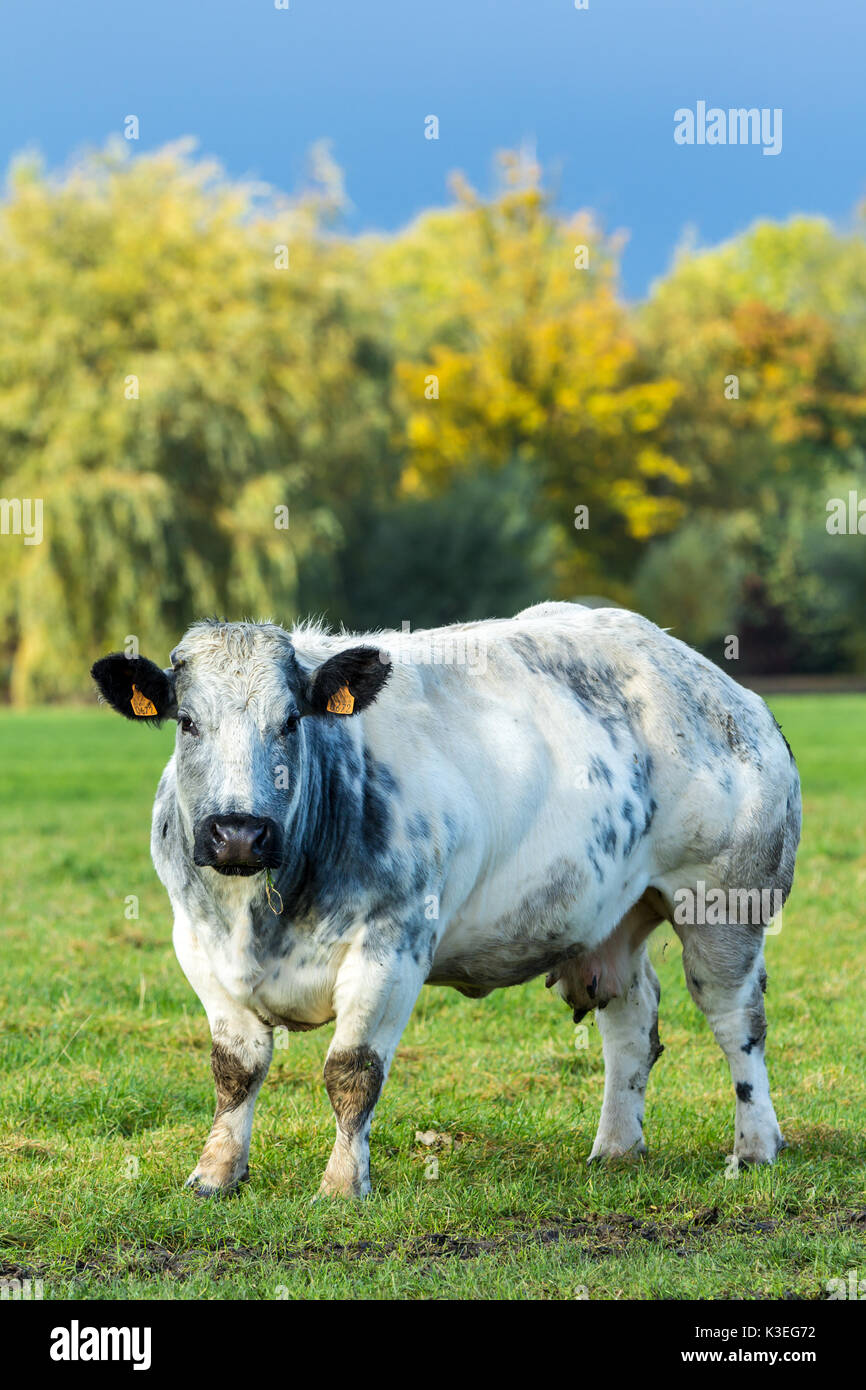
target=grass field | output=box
[0,697,864,1300]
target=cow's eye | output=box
[283,714,300,735]
[180,716,199,736]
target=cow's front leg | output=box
[187,1014,273,1196]
[173,915,273,1197]
[319,940,424,1198]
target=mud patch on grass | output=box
[1,1207,835,1292]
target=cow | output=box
[91,603,801,1198]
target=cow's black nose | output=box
[194,813,280,872]
[211,816,274,860]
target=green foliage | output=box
[751,471,866,672]
[0,143,394,701]
[632,515,748,651]
[310,459,558,631]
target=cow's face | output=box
[92,622,391,876]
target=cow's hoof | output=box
[315,1179,369,1200]
[732,1137,786,1168]
[587,1139,647,1164]
[185,1167,249,1199]
[732,1129,786,1168]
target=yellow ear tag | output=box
[326,685,355,715]
[130,684,158,717]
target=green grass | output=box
[0,699,864,1300]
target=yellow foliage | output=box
[369,167,685,586]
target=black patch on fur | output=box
[407,812,431,842]
[507,636,641,747]
[621,800,637,854]
[211,1042,263,1113]
[360,749,395,860]
[588,755,613,788]
[621,796,654,856]
[745,982,768,1051]
[323,1046,384,1135]
[735,1081,753,1103]
[587,847,604,884]
[630,753,654,801]
[306,646,392,716]
[594,814,618,859]
[91,653,176,725]
[649,1019,664,1067]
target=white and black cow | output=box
[91,603,800,1197]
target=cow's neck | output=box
[273,716,391,923]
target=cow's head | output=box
[91,621,391,875]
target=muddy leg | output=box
[186,1019,272,1196]
[319,941,424,1198]
[173,913,273,1197]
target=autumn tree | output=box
[637,216,866,668]
[369,153,685,597]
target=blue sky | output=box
[1,0,863,297]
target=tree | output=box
[369,153,685,596]
[641,218,866,508]
[0,142,395,701]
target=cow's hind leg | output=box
[589,943,664,1161]
[551,895,664,1160]
[676,919,783,1165]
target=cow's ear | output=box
[304,645,391,717]
[91,653,177,725]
